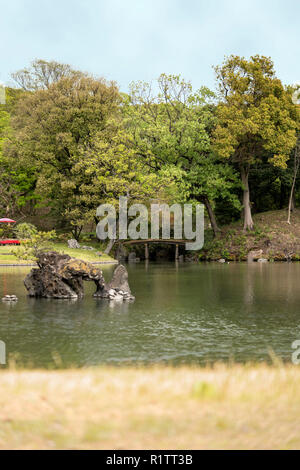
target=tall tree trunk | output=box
[287,180,297,225]
[291,193,295,212]
[104,238,115,255]
[240,165,254,231]
[287,142,300,224]
[203,196,220,238]
[72,225,83,241]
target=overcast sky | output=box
[0,0,299,92]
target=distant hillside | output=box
[201,209,300,261]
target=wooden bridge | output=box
[119,239,188,260]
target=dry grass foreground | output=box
[0,364,300,450]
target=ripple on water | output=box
[1,263,300,367]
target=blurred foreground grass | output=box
[0,364,300,449]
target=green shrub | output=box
[14,223,38,239]
[12,230,56,260]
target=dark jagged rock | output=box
[24,251,106,299]
[108,264,131,294]
[24,252,134,301]
[94,264,135,301]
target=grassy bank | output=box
[202,208,300,261]
[0,242,116,265]
[0,364,299,449]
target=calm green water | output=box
[0,262,300,368]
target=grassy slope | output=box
[202,208,300,261]
[0,242,116,265]
[0,364,299,450]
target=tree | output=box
[58,123,165,238]
[6,71,121,237]
[0,88,36,217]
[73,123,166,250]
[11,59,81,91]
[287,136,300,224]
[7,64,164,241]
[126,74,241,236]
[214,55,298,230]
[14,222,38,239]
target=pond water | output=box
[0,262,300,368]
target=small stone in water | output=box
[123,294,135,301]
[114,294,123,301]
[2,295,18,302]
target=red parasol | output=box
[0,218,16,223]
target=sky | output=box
[0,0,299,92]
